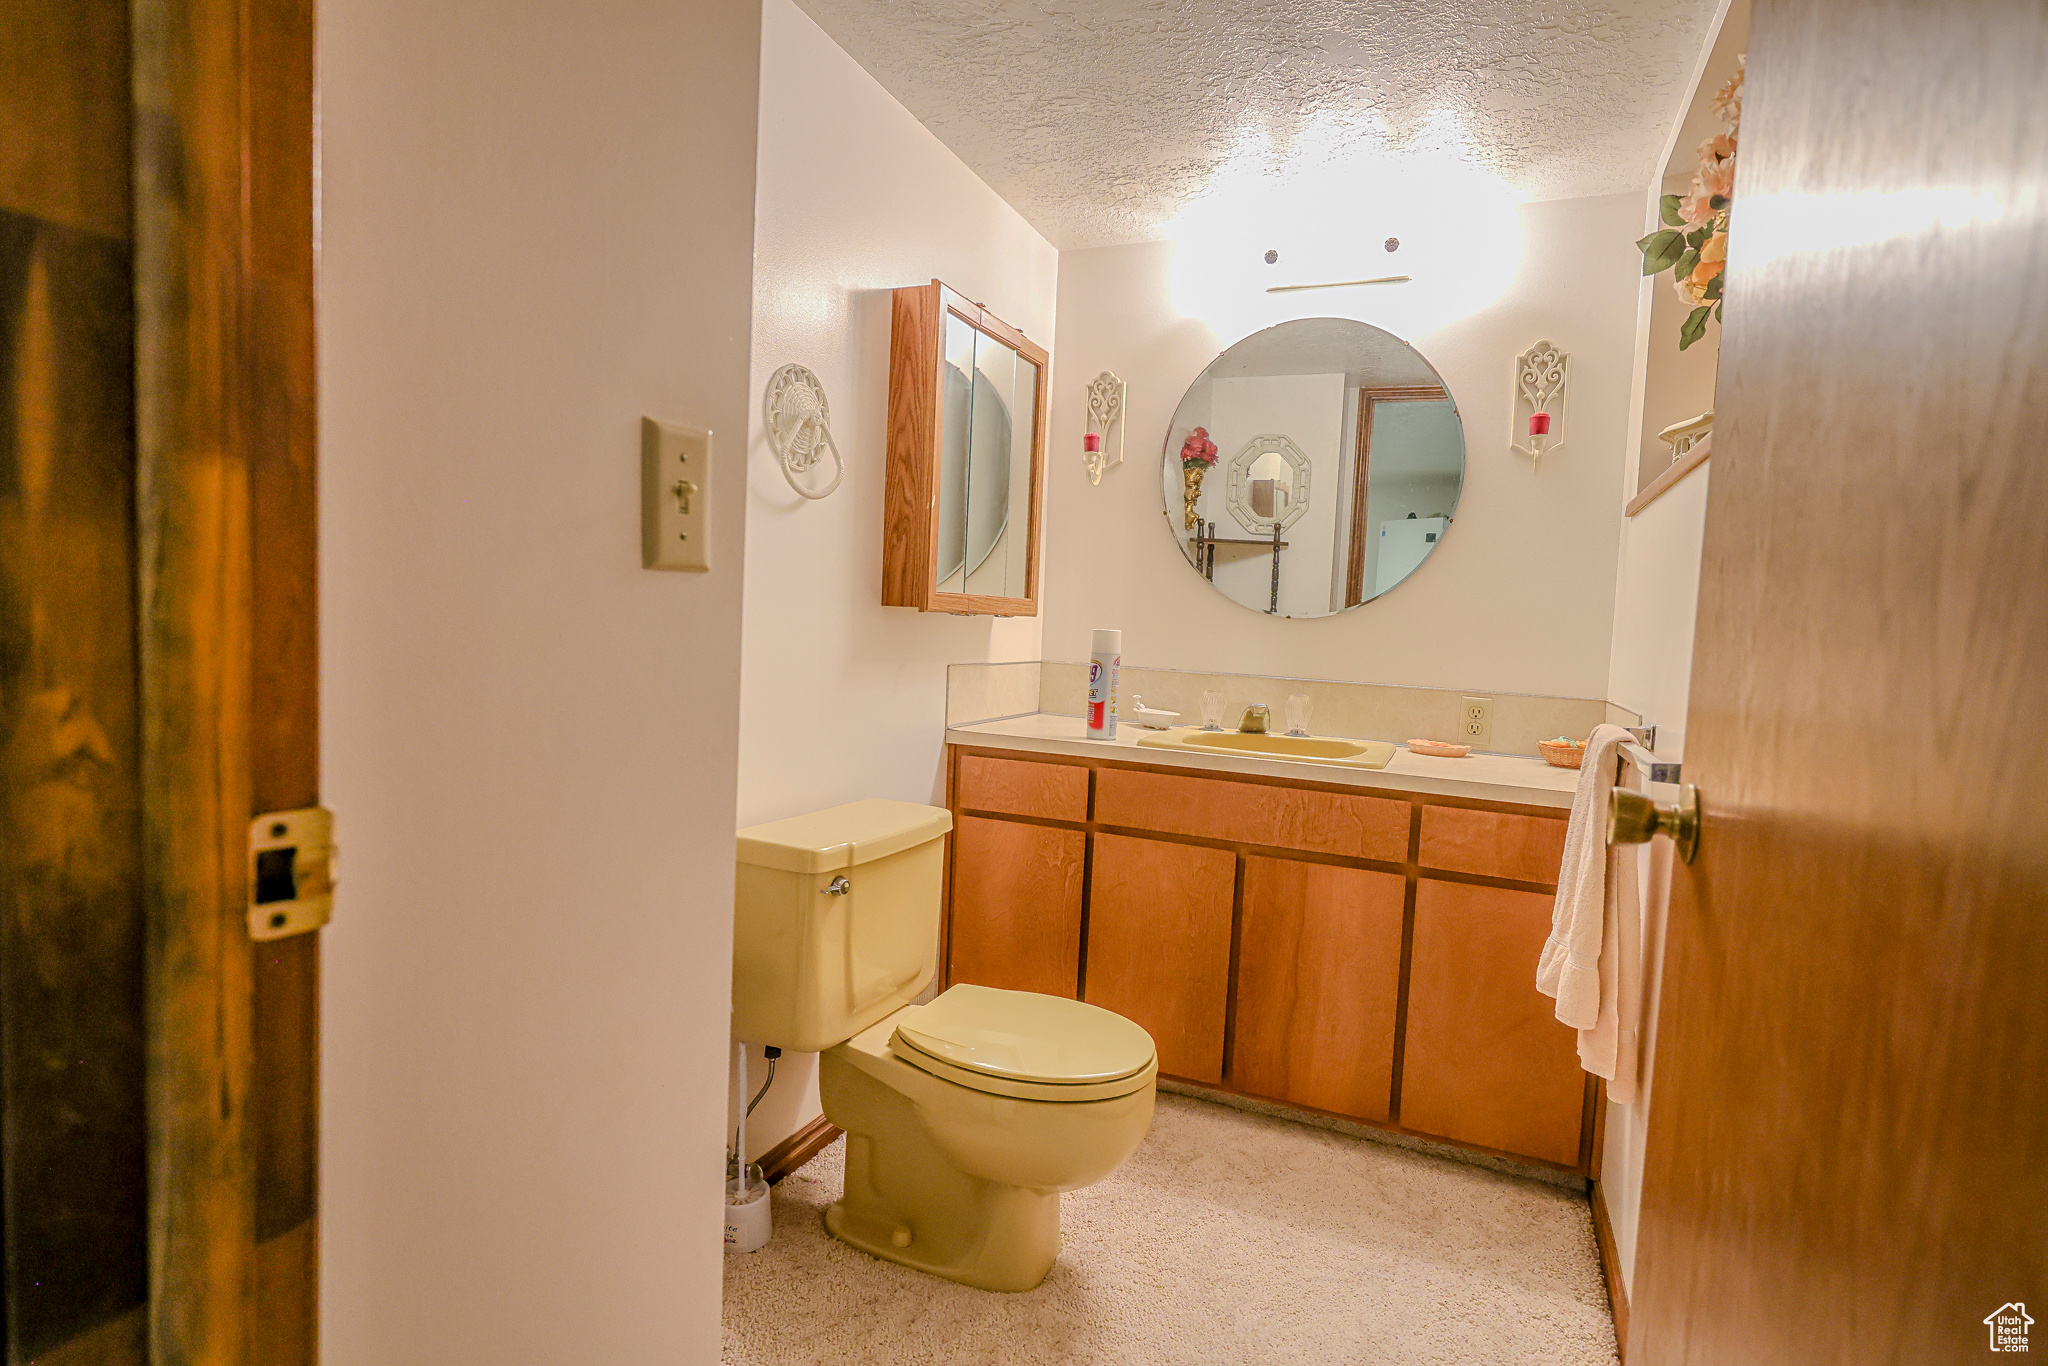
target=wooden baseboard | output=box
[757,1114,840,1186]
[1589,1179,1630,1360]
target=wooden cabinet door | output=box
[1083,833,1236,1083]
[947,815,1086,997]
[1233,857,1406,1120]
[1400,879,1587,1165]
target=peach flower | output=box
[1699,133,1737,164]
[1679,188,1719,228]
[1698,232,1727,267]
[1698,156,1736,201]
[1711,57,1744,126]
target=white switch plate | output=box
[1461,695,1494,748]
[642,417,710,572]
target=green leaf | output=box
[1636,228,1687,276]
[1703,270,1723,301]
[1709,195,1728,210]
[1660,194,1686,228]
[1678,305,1712,351]
[1673,248,1700,282]
[1715,300,1723,323]
[1687,225,1712,249]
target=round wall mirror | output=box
[1161,318,1465,617]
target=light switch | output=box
[642,417,711,571]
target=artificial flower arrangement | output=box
[1179,426,1219,530]
[1637,56,1743,350]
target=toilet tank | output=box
[732,800,953,1052]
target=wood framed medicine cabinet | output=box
[883,281,1050,615]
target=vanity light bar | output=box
[1264,274,1412,294]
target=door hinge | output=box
[249,807,336,941]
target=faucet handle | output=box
[1239,704,1270,734]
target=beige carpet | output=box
[723,1094,1619,1365]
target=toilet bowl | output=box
[819,985,1156,1292]
[732,801,1157,1292]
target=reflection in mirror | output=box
[935,304,1040,601]
[1161,318,1464,617]
[936,313,976,590]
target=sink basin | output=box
[1135,727,1396,770]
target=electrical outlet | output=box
[1460,695,1493,749]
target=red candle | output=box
[1529,412,1552,436]
[1084,432,1102,453]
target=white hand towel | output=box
[1535,724,1644,1104]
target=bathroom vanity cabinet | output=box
[942,746,1592,1172]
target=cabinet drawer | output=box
[954,753,1089,822]
[1418,805,1567,885]
[1399,879,1588,1165]
[1094,767,1410,862]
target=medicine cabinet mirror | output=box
[883,281,1048,615]
[1161,317,1465,618]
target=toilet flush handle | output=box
[822,876,852,896]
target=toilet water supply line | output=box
[730,1041,781,1187]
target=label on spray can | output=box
[1087,649,1120,739]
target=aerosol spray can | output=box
[1087,629,1121,740]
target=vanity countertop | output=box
[946,713,1582,809]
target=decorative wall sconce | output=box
[1509,340,1570,471]
[763,363,844,499]
[1084,371,1126,484]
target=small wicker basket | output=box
[1538,738,1587,769]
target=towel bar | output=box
[1619,740,1681,784]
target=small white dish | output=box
[1125,695,1181,729]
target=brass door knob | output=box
[1608,784,1701,863]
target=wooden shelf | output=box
[1626,433,1711,516]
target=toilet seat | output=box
[890,984,1156,1102]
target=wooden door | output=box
[1232,857,1405,1120]
[0,2,149,1359]
[0,0,320,1359]
[1082,833,1235,1083]
[1630,1,2048,1360]
[947,815,1086,997]
[1400,880,1586,1165]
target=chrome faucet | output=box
[1239,704,1270,734]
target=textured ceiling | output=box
[795,0,1719,248]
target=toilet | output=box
[733,799,1157,1292]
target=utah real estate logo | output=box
[1984,1303,2033,1353]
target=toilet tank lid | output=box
[736,799,953,874]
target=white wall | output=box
[732,0,1059,1159]
[319,0,761,1359]
[1593,0,1739,1292]
[1600,394,1711,1299]
[1042,193,1644,700]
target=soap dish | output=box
[1126,695,1181,730]
[1538,738,1587,769]
[1407,738,1472,758]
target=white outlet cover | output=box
[1460,695,1494,747]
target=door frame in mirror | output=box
[882,280,1049,615]
[1343,385,1449,608]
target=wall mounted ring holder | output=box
[1084,371,1125,484]
[1510,340,1570,471]
[764,363,845,499]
